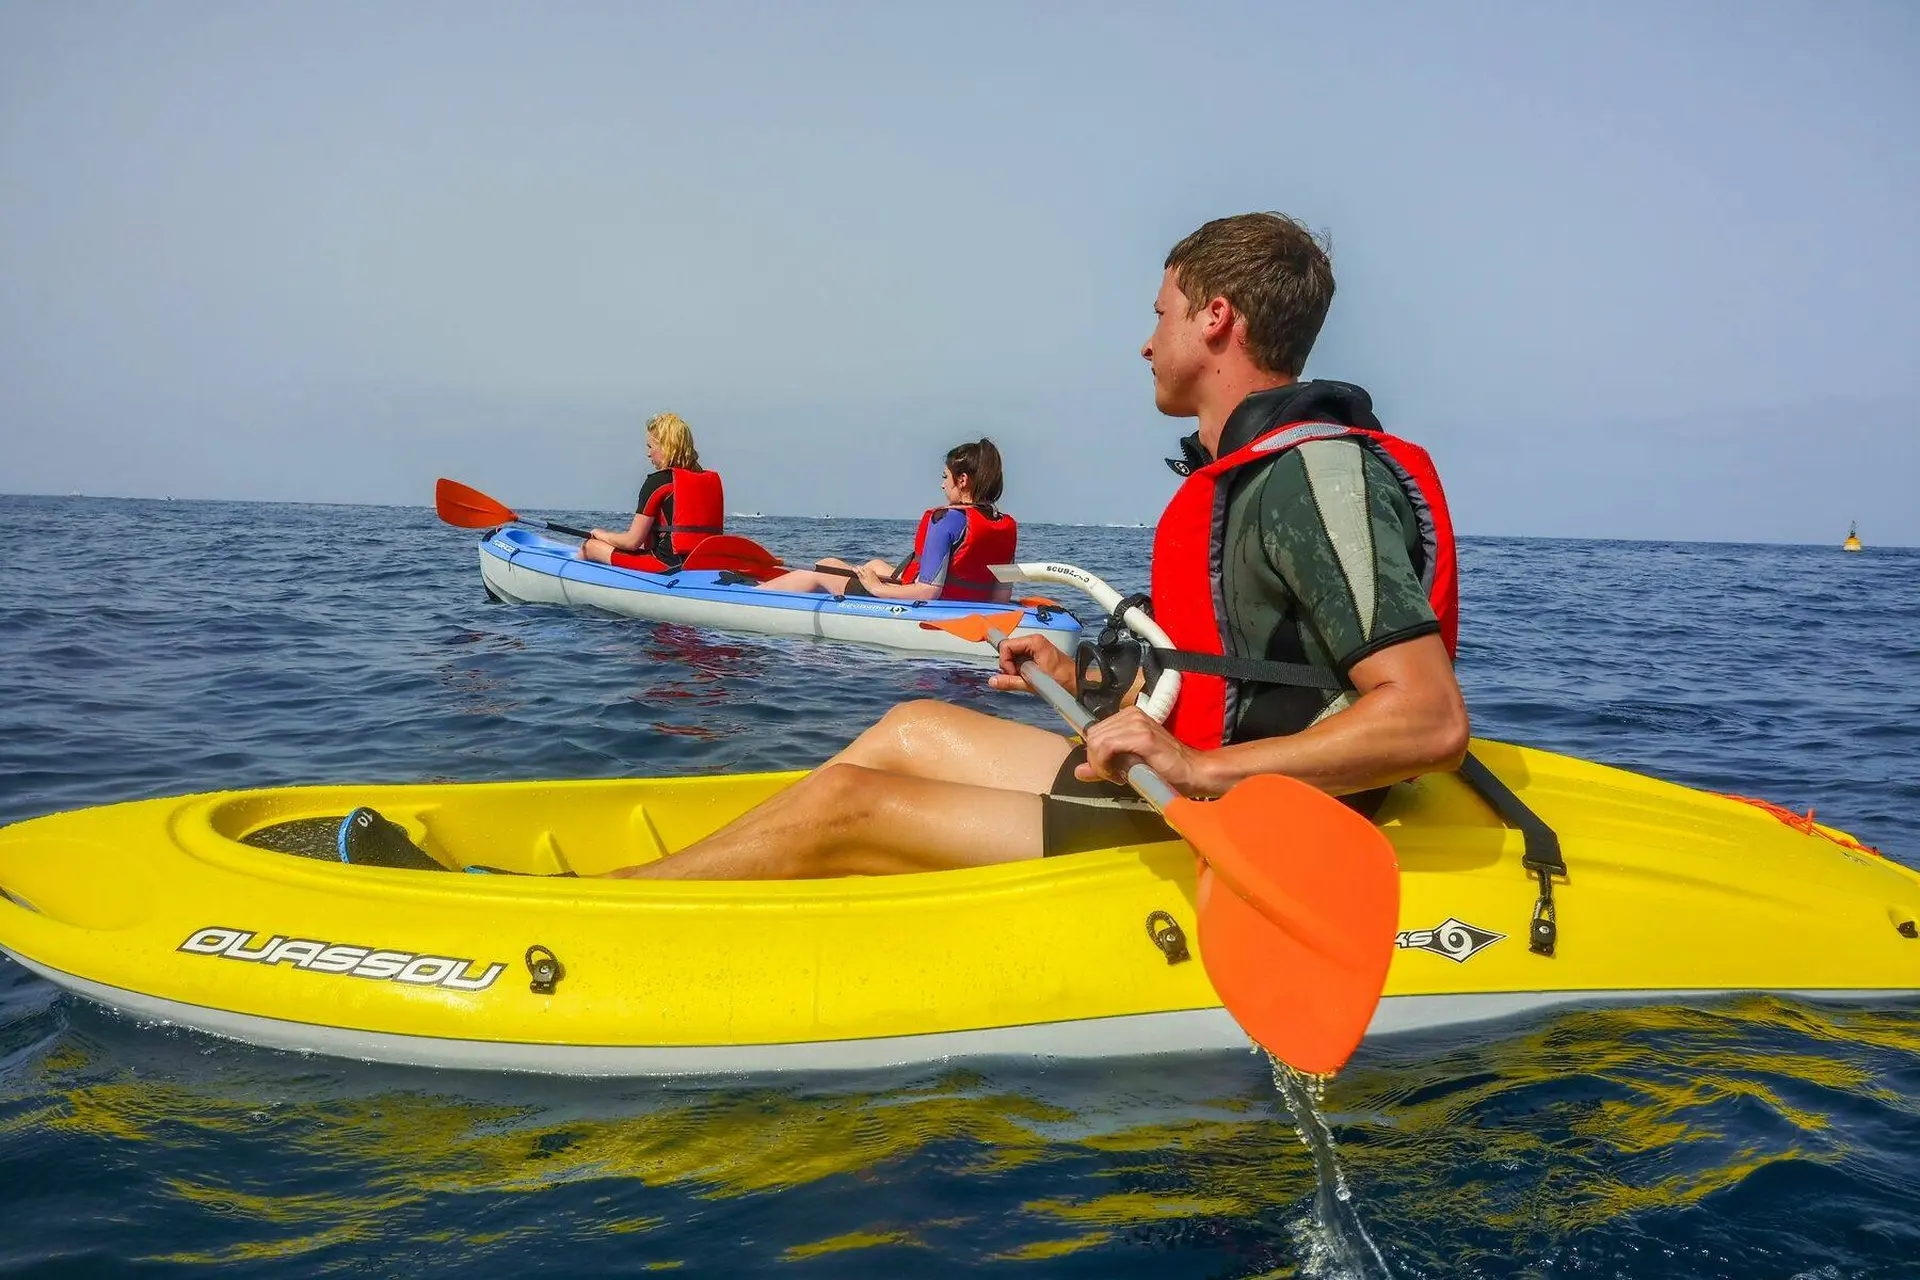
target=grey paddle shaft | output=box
[988,628,1180,810]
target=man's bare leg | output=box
[605,703,1075,879]
[831,701,1074,787]
[608,765,1045,879]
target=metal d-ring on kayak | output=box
[475,528,1082,661]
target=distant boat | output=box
[730,511,764,520]
[1843,522,1863,553]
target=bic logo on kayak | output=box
[1395,918,1505,963]
[178,927,506,991]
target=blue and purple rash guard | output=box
[915,508,969,588]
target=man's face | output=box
[1141,268,1208,417]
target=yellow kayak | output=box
[1,739,1914,1075]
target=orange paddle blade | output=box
[1165,776,1399,1075]
[680,534,785,576]
[436,478,520,529]
[915,610,1027,643]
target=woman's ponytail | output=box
[945,438,1004,516]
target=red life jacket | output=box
[900,505,1019,602]
[639,468,726,556]
[1149,420,1457,751]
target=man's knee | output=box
[874,699,934,728]
[808,760,877,804]
[786,763,888,876]
[856,700,959,766]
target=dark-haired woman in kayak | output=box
[758,439,1018,602]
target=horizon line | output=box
[3,491,1909,551]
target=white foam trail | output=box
[1271,1054,1394,1279]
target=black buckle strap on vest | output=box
[665,524,725,536]
[1150,649,1350,692]
[1456,750,1566,957]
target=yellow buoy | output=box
[1843,521,1863,552]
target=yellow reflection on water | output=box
[990,1231,1114,1261]
[152,1223,364,1266]
[780,1228,919,1262]
[1319,995,1919,1249]
[8,992,1915,1267]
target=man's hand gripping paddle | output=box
[921,596,1400,1076]
[435,479,596,540]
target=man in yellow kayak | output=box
[603,211,1470,879]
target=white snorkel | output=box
[990,562,1180,724]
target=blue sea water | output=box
[1,493,1916,1278]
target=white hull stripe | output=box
[8,950,1912,1076]
[479,541,1078,659]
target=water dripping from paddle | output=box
[1269,1053,1394,1279]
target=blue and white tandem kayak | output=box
[476,529,1083,659]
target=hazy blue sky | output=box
[3,1,1915,542]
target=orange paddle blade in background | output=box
[916,611,1028,643]
[679,535,786,577]
[1167,776,1399,1075]
[436,478,520,529]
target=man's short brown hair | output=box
[1165,213,1334,377]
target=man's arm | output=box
[1073,633,1467,796]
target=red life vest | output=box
[1149,420,1458,751]
[900,505,1019,602]
[639,468,726,555]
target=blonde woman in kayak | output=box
[757,439,1018,602]
[580,413,725,572]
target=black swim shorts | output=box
[1039,745,1391,857]
[1040,745,1178,856]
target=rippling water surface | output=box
[2,495,1916,1277]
